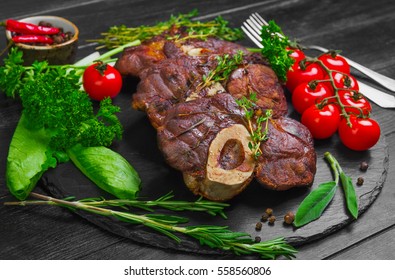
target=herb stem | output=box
[5,192,297,259]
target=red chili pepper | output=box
[5,19,60,35]
[12,35,54,44]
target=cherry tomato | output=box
[292,82,334,114]
[331,72,359,91]
[318,53,350,74]
[339,91,372,116]
[287,47,306,63]
[338,115,380,151]
[301,104,341,139]
[286,62,325,93]
[83,62,123,101]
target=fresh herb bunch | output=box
[90,9,243,49]
[5,192,297,259]
[260,20,294,81]
[293,152,358,227]
[196,51,243,92]
[0,48,122,151]
[236,93,272,159]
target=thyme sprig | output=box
[5,192,297,259]
[90,9,243,49]
[236,93,272,159]
[196,51,244,92]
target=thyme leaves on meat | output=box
[196,51,243,92]
[90,9,243,49]
[236,93,272,159]
[5,192,297,259]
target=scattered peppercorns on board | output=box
[255,222,262,231]
[360,161,369,171]
[357,177,364,186]
[268,215,276,225]
[283,211,295,225]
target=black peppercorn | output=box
[254,236,261,243]
[265,208,273,216]
[357,177,364,186]
[268,215,276,224]
[284,211,295,225]
[261,213,269,222]
[255,222,262,230]
[360,161,369,171]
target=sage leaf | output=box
[67,144,141,199]
[294,181,337,227]
[339,172,359,219]
[6,115,57,200]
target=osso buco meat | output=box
[115,29,316,201]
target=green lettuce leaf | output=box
[6,115,57,200]
[67,144,141,199]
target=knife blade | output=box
[358,81,395,108]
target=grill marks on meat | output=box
[115,32,316,200]
[157,93,246,173]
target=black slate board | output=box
[36,78,389,256]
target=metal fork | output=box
[243,13,395,93]
[242,13,395,108]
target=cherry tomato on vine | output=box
[318,53,350,74]
[292,82,334,114]
[287,47,306,63]
[286,62,325,93]
[83,62,123,101]
[301,104,341,139]
[338,115,380,151]
[339,91,372,116]
[330,72,359,91]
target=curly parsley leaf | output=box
[0,48,123,152]
[260,20,294,82]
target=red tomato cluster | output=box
[286,48,380,151]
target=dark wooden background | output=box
[1,0,394,259]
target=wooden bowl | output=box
[5,15,79,65]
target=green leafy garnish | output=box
[196,50,244,92]
[236,93,272,159]
[294,152,359,227]
[90,9,243,49]
[0,48,139,200]
[260,20,294,81]
[293,181,337,227]
[5,192,297,259]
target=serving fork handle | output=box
[307,45,395,92]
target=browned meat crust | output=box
[115,30,316,200]
[255,117,317,190]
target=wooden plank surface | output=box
[1,0,395,260]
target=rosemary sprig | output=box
[5,192,297,259]
[90,9,243,49]
[236,93,272,159]
[196,51,243,92]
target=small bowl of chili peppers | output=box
[3,15,79,65]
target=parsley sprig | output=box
[236,93,272,159]
[0,48,122,151]
[260,20,294,81]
